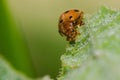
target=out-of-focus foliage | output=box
[0,55,53,80]
[0,0,35,77]
[0,55,31,80]
[58,6,120,80]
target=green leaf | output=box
[0,0,35,77]
[0,55,52,80]
[0,55,30,80]
[57,6,120,80]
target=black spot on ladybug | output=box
[60,20,63,23]
[74,10,79,12]
[69,16,72,19]
[64,10,69,13]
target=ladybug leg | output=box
[81,20,85,25]
[69,40,75,45]
[77,31,80,35]
[66,36,71,41]
[59,30,64,36]
[79,20,84,26]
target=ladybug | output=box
[58,9,84,42]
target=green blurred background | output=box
[0,0,120,79]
